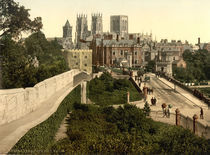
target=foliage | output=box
[198,87,210,98]
[173,49,210,82]
[1,36,38,88]
[145,60,155,72]
[0,0,42,38]
[1,32,68,88]
[143,101,151,116]
[9,86,81,153]
[137,68,145,77]
[50,104,210,153]
[87,72,142,106]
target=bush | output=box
[9,86,81,153]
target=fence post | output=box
[175,109,180,126]
[127,91,130,103]
[193,114,198,134]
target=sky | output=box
[15,0,210,44]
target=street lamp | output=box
[173,73,176,91]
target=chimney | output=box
[137,37,140,44]
[198,37,200,45]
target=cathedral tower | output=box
[91,13,103,35]
[75,14,89,48]
[63,20,72,40]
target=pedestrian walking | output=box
[167,105,171,118]
[139,82,141,88]
[151,97,154,105]
[200,107,204,119]
[162,103,167,117]
[153,97,157,105]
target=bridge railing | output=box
[149,110,210,139]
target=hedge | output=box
[9,86,81,154]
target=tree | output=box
[0,0,42,38]
[145,60,155,72]
[143,101,151,116]
[1,36,37,88]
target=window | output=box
[113,51,115,55]
[121,50,123,55]
[84,64,87,66]
[135,51,137,55]
[74,56,77,58]
[85,56,87,59]
[76,62,78,65]
[173,57,175,60]
[135,60,138,64]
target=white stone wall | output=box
[0,69,80,126]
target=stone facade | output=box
[63,49,92,74]
[155,39,190,75]
[75,14,90,48]
[91,13,103,35]
[91,37,143,67]
[110,15,128,38]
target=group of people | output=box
[162,104,172,118]
[147,88,153,95]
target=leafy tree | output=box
[1,36,37,88]
[0,0,42,38]
[143,101,151,116]
[145,60,155,72]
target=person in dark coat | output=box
[151,97,154,105]
[153,97,157,105]
[200,107,204,119]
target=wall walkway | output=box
[0,69,90,153]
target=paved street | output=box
[131,72,210,127]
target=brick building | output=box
[91,35,143,67]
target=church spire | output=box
[64,20,70,27]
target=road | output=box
[131,72,210,127]
[148,74,196,109]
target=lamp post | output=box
[0,43,3,89]
[173,73,176,91]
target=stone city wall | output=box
[0,69,80,126]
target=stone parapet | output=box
[0,69,80,126]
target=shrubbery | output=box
[87,72,142,106]
[50,103,210,153]
[9,86,81,153]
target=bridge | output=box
[0,69,92,153]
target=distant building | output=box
[75,14,90,48]
[204,43,210,52]
[172,58,187,68]
[48,20,74,49]
[63,20,72,39]
[91,13,103,35]
[110,15,128,38]
[91,36,143,67]
[63,49,92,74]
